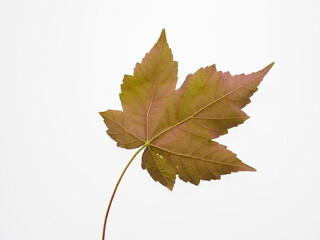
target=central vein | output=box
[146,84,156,141]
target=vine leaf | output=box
[100,29,274,190]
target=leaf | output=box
[100,29,274,190]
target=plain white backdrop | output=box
[1,0,320,239]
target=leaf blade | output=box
[100,29,273,189]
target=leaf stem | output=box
[102,144,147,240]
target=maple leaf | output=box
[100,29,274,190]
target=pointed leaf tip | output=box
[158,28,167,42]
[167,185,174,191]
[247,165,257,172]
[264,62,275,72]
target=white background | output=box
[1,0,320,239]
